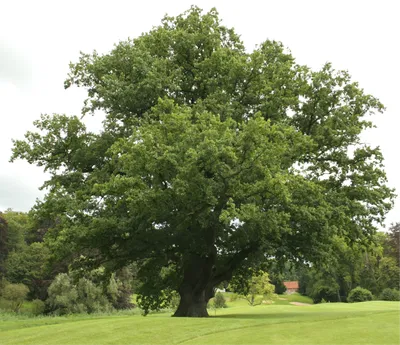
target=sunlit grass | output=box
[0,300,398,344]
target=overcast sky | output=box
[0,0,398,228]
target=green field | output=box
[0,299,399,345]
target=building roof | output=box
[283,281,299,289]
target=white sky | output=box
[0,0,398,228]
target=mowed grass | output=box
[0,301,398,345]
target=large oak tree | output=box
[11,7,394,316]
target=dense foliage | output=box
[379,288,400,301]
[46,273,112,315]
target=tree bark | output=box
[173,289,210,317]
[172,253,215,317]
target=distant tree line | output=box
[275,224,399,303]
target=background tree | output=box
[0,214,8,278]
[0,210,31,280]
[298,231,399,301]
[211,292,227,309]
[5,242,51,300]
[384,223,399,266]
[11,7,394,316]
[268,261,300,294]
[2,210,30,251]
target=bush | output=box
[76,278,111,313]
[347,287,373,303]
[1,283,29,312]
[107,273,134,310]
[379,288,400,301]
[31,299,45,315]
[46,273,82,315]
[46,273,112,315]
[307,285,339,303]
[213,292,227,308]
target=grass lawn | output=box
[0,299,398,344]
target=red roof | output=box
[283,281,299,289]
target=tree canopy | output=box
[11,7,394,317]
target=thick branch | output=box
[211,243,259,286]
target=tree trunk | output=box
[172,244,258,317]
[172,253,215,317]
[173,289,210,317]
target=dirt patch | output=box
[290,302,312,306]
[262,300,275,304]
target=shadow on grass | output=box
[212,312,309,320]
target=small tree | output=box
[108,268,135,310]
[1,283,29,312]
[212,292,227,308]
[231,271,275,306]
